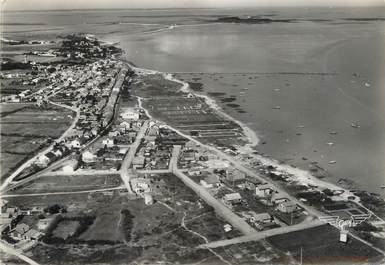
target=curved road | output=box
[0,101,79,191]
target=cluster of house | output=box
[0,199,44,244]
[132,123,173,170]
[178,143,301,228]
[28,61,127,172]
[58,34,121,60]
[79,108,144,171]
[35,145,70,168]
[240,211,277,231]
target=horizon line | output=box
[4,5,384,12]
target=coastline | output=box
[125,61,361,203]
[166,74,361,200]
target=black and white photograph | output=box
[0,0,384,264]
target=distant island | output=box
[215,16,295,24]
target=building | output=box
[271,192,288,204]
[35,155,50,167]
[102,138,115,148]
[223,224,232,232]
[255,183,275,198]
[226,169,246,182]
[200,175,221,189]
[242,211,272,223]
[70,139,81,149]
[11,223,30,239]
[121,108,139,121]
[277,201,297,213]
[144,193,154,205]
[222,193,242,207]
[243,179,260,191]
[82,151,97,163]
[132,156,145,169]
[340,229,348,243]
[24,229,43,241]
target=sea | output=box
[2,7,385,196]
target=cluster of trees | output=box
[120,209,134,242]
[42,215,95,245]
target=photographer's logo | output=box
[319,214,371,229]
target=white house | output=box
[102,138,114,148]
[35,155,50,167]
[82,151,97,163]
[70,139,81,149]
[222,193,242,207]
[121,108,139,121]
[200,175,221,189]
[255,183,275,198]
[144,193,154,205]
[277,201,297,213]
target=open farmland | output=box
[131,73,246,148]
[8,173,244,264]
[0,103,74,180]
[9,173,122,194]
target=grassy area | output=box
[0,103,73,180]
[215,240,287,264]
[10,174,122,194]
[6,172,244,264]
[131,73,184,98]
[267,224,384,264]
[52,220,80,240]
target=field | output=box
[6,172,244,264]
[0,72,35,96]
[131,73,246,148]
[214,240,288,264]
[52,220,80,240]
[0,103,73,180]
[267,224,384,264]
[10,173,122,194]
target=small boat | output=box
[328,160,337,164]
[381,185,385,189]
[364,82,371,87]
[329,131,338,135]
[298,125,305,128]
[272,106,281,110]
[351,122,360,128]
[242,87,249,90]
[327,142,334,146]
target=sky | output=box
[2,0,384,11]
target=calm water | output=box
[3,7,385,195]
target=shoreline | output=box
[126,61,362,203]
[165,73,361,201]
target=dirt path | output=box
[0,241,41,265]
[181,212,232,265]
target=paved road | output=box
[166,125,323,219]
[120,120,149,193]
[40,169,117,177]
[199,219,324,249]
[170,145,256,235]
[0,240,41,265]
[137,169,170,174]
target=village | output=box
[1,34,384,264]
